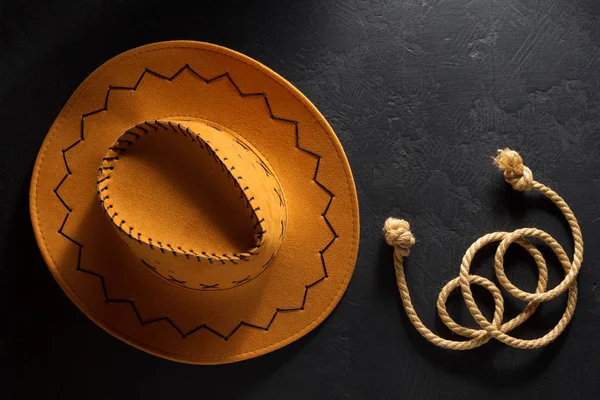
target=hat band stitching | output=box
[54,64,337,339]
[96,120,267,265]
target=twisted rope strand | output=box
[383,148,583,350]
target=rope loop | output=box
[384,149,583,350]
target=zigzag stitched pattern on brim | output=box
[53,64,338,340]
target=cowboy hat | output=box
[30,41,359,364]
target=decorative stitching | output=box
[134,123,149,134]
[168,275,187,285]
[202,251,214,264]
[199,283,220,289]
[143,121,158,131]
[96,120,266,264]
[140,259,157,271]
[190,249,201,261]
[178,247,190,259]
[53,64,337,340]
[232,275,251,286]
[153,120,168,130]
[262,253,277,269]
[256,160,272,177]
[166,244,177,256]
[212,253,226,265]
[274,188,284,206]
[124,130,140,139]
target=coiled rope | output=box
[383,149,583,349]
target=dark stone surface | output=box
[1,0,599,398]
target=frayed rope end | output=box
[493,148,533,191]
[383,217,415,257]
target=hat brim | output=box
[30,41,359,364]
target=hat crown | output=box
[97,120,287,290]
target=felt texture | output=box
[29,41,360,364]
[99,120,288,290]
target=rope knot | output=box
[383,217,415,257]
[493,148,533,191]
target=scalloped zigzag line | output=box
[53,64,338,340]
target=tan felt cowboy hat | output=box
[30,41,359,364]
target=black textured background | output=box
[1,0,600,398]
